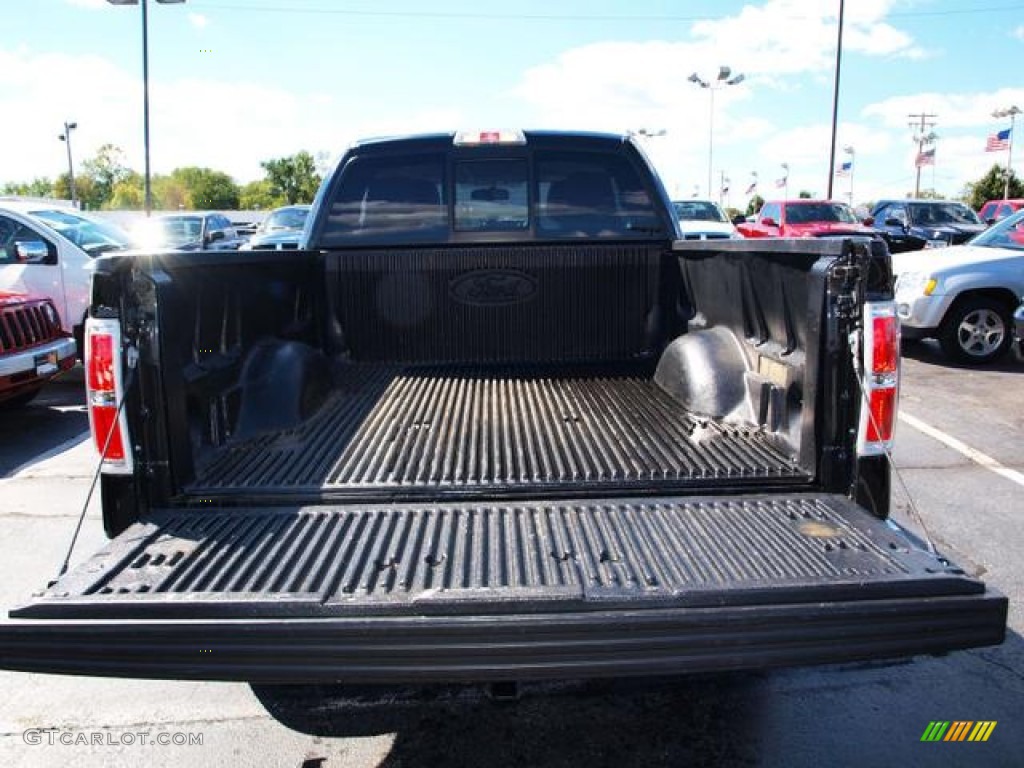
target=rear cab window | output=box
[316,133,668,246]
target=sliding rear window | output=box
[318,147,664,245]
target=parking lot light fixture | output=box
[689,66,745,199]
[57,121,77,207]
[106,0,186,216]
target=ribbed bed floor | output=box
[190,366,807,497]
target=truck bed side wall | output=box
[100,242,843,509]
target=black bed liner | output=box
[189,366,807,499]
[2,492,1007,682]
[15,493,983,620]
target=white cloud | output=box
[188,13,209,30]
[511,0,924,195]
[0,46,463,185]
[1013,25,1024,41]
[862,89,1024,129]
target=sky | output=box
[2,0,1023,208]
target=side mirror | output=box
[205,230,226,245]
[761,216,778,227]
[862,216,875,226]
[14,240,51,264]
[986,217,997,226]
[884,217,903,228]
[731,215,747,226]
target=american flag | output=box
[745,181,757,195]
[775,177,787,188]
[915,148,935,167]
[986,128,1011,152]
[835,160,852,177]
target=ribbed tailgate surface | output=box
[18,494,978,620]
[191,367,806,497]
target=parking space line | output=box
[899,411,1024,489]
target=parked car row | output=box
[671,197,1023,366]
[893,208,1024,364]
[0,199,314,408]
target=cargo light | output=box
[86,318,133,473]
[453,130,527,146]
[856,302,900,456]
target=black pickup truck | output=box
[0,131,1006,685]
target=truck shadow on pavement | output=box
[0,378,89,478]
[252,672,765,767]
[252,629,1024,767]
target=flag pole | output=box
[1005,112,1016,200]
[993,106,1020,200]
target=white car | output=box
[894,208,1024,364]
[0,199,133,350]
[672,199,741,240]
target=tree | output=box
[745,195,764,217]
[2,178,55,198]
[152,175,189,211]
[53,174,99,209]
[239,179,285,210]
[963,164,1024,210]
[798,190,813,199]
[169,167,240,210]
[80,144,132,208]
[260,150,322,204]
[107,172,145,210]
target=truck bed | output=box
[189,365,808,500]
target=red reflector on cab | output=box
[453,129,527,146]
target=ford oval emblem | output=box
[449,270,537,306]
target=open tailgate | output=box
[0,493,1006,683]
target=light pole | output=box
[107,0,185,215]
[826,0,845,199]
[58,121,77,207]
[689,66,745,199]
[992,105,1020,200]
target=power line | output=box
[197,1,1024,23]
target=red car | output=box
[737,199,880,239]
[0,291,77,408]
[978,199,1024,225]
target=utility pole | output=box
[908,112,938,197]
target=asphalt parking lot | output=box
[0,344,1021,768]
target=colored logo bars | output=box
[920,721,997,742]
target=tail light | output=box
[86,318,133,474]
[856,302,900,456]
